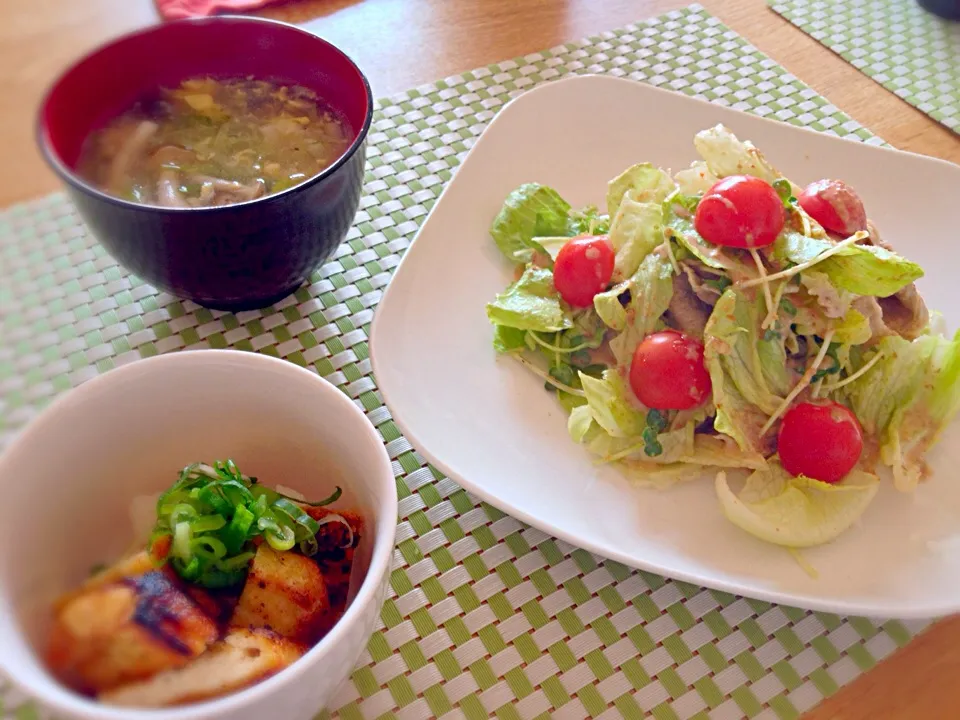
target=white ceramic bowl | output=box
[0,350,397,720]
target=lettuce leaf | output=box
[571,401,768,488]
[608,194,665,280]
[800,270,855,319]
[567,405,595,443]
[486,266,572,332]
[682,434,768,471]
[567,205,610,236]
[693,124,781,183]
[533,208,612,261]
[663,200,757,279]
[664,207,725,270]
[593,282,630,332]
[832,310,873,346]
[492,325,527,353]
[843,339,930,441]
[926,335,960,436]
[586,423,695,465]
[773,232,829,265]
[558,388,588,414]
[716,463,879,547]
[618,462,707,489]
[842,331,960,491]
[573,384,706,469]
[673,161,719,195]
[704,287,790,453]
[614,433,767,489]
[490,184,571,264]
[706,287,790,411]
[579,370,646,437]
[605,253,675,367]
[792,294,872,346]
[606,163,675,218]
[530,236,569,261]
[774,234,923,298]
[825,244,923,297]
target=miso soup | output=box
[77,76,353,208]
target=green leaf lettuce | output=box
[486,266,572,333]
[703,287,790,453]
[490,184,571,264]
[606,163,675,218]
[841,331,960,491]
[775,234,923,298]
[716,462,879,547]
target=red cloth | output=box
[156,0,285,20]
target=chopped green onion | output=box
[260,519,296,552]
[173,521,193,559]
[151,459,341,588]
[314,513,355,549]
[272,497,323,556]
[191,536,227,560]
[193,464,221,482]
[218,479,254,507]
[197,486,231,516]
[222,504,255,554]
[273,498,321,536]
[169,503,198,527]
[218,551,256,571]
[299,533,319,557]
[175,556,201,581]
[280,486,342,507]
[191,514,227,534]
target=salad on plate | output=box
[484,124,960,551]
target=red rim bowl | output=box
[37,16,374,311]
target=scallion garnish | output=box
[150,460,342,588]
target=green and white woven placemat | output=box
[770,0,960,133]
[0,5,933,719]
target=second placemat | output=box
[771,0,960,133]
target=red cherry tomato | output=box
[777,401,863,484]
[694,175,785,249]
[552,235,615,308]
[629,331,711,410]
[797,179,867,236]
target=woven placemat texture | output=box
[770,0,959,133]
[0,5,932,720]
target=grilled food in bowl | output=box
[0,351,397,720]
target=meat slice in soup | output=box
[77,76,353,207]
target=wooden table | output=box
[1,1,958,717]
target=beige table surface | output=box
[2,1,959,717]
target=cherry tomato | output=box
[629,331,711,410]
[797,179,867,236]
[777,401,863,484]
[552,235,615,308]
[694,175,785,249]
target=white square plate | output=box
[370,75,960,618]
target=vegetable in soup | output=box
[77,76,353,208]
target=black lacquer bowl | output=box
[37,16,373,310]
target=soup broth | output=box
[77,76,353,208]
